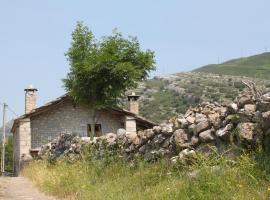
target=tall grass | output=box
[23,150,270,200]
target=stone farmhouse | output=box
[11,86,156,176]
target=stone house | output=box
[11,86,155,176]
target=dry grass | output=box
[23,151,270,200]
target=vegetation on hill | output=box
[23,149,270,200]
[193,52,270,79]
[132,72,270,123]
[0,137,13,172]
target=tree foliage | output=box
[64,22,155,109]
[0,137,13,172]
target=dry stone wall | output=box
[39,91,270,163]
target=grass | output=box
[193,52,270,79]
[22,149,270,200]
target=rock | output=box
[179,148,196,159]
[252,111,262,123]
[262,111,270,119]
[191,136,200,146]
[199,129,215,143]
[103,133,117,146]
[153,134,166,146]
[264,129,270,136]
[257,101,270,112]
[216,124,233,141]
[173,129,189,147]
[238,95,253,108]
[81,137,91,143]
[195,113,208,123]
[177,117,188,128]
[188,124,195,135]
[21,154,33,162]
[194,120,210,135]
[236,123,256,142]
[244,104,256,113]
[186,116,195,124]
[161,124,173,136]
[228,103,238,113]
[153,126,162,134]
[116,128,126,140]
[261,92,270,102]
[208,113,220,124]
[126,132,140,145]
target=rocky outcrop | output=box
[39,90,270,163]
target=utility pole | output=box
[1,103,7,175]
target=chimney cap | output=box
[128,92,140,101]
[24,84,38,92]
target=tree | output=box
[0,136,13,172]
[64,22,155,138]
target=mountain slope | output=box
[193,52,270,79]
[131,72,270,123]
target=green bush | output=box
[0,136,13,172]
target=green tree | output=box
[64,22,155,137]
[0,136,13,172]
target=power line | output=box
[7,106,18,117]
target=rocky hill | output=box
[193,52,270,79]
[132,72,270,123]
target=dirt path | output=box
[0,177,56,200]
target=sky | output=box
[0,0,270,120]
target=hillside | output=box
[193,52,270,79]
[133,72,270,123]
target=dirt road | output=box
[0,177,56,200]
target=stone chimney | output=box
[24,85,38,114]
[127,92,140,115]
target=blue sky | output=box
[0,0,270,119]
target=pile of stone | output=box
[38,133,89,160]
[39,90,270,163]
[90,91,270,162]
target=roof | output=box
[11,94,157,133]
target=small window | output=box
[87,124,102,137]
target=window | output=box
[87,124,102,137]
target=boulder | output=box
[186,116,195,124]
[177,116,188,128]
[188,124,195,135]
[195,113,208,123]
[261,92,270,102]
[173,129,189,147]
[194,120,210,135]
[216,124,233,141]
[179,148,196,159]
[236,123,256,143]
[190,136,200,146]
[153,126,162,134]
[228,103,238,113]
[238,95,253,108]
[244,104,256,113]
[161,124,173,136]
[199,129,215,143]
[116,128,126,140]
[126,132,140,145]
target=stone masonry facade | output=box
[31,99,125,149]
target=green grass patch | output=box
[23,150,270,200]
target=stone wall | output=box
[39,91,270,163]
[31,99,125,149]
[13,118,31,176]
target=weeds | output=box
[23,150,270,200]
